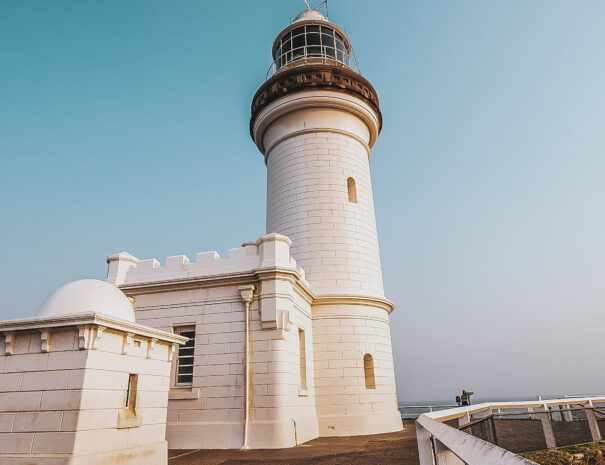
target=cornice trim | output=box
[312,294,395,314]
[0,313,187,344]
[251,65,381,150]
[117,267,315,302]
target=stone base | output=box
[0,441,167,465]
[167,417,320,450]
[167,422,244,449]
[318,410,403,437]
[248,416,319,448]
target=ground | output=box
[168,420,419,465]
[521,441,605,465]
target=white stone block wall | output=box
[248,285,318,447]
[134,286,246,449]
[311,304,401,437]
[132,277,318,449]
[266,129,384,298]
[0,321,178,465]
[254,91,402,437]
[74,328,173,460]
[0,328,82,461]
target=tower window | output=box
[125,374,138,413]
[347,177,357,203]
[363,354,376,389]
[174,325,196,386]
[298,328,307,390]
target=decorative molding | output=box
[276,310,291,331]
[168,344,177,362]
[313,294,395,314]
[274,310,291,340]
[77,326,90,350]
[117,267,308,298]
[92,326,106,350]
[146,338,158,359]
[359,342,376,357]
[39,329,51,353]
[122,332,134,355]
[0,313,187,346]
[238,285,256,305]
[3,332,15,355]
[168,388,201,400]
[250,65,381,137]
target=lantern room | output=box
[269,9,355,75]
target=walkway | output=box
[168,420,419,465]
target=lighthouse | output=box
[251,7,402,436]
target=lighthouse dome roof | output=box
[293,9,328,23]
[36,279,135,322]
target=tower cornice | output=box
[250,64,382,143]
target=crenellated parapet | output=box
[106,233,306,287]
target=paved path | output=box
[168,421,419,465]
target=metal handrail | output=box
[265,45,360,80]
[399,404,460,419]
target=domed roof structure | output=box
[293,9,329,23]
[36,279,135,322]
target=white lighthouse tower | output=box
[251,7,402,436]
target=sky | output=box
[1,0,604,403]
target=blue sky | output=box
[1,0,604,402]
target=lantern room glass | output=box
[275,25,349,70]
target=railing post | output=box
[458,412,470,427]
[540,404,557,449]
[434,439,465,465]
[562,405,573,422]
[561,395,573,422]
[415,422,435,465]
[585,401,602,442]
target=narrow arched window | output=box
[364,354,376,389]
[347,177,357,203]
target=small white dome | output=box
[37,279,135,322]
[293,9,328,23]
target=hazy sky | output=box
[1,0,604,402]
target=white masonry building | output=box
[0,7,401,456]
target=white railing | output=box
[399,405,459,419]
[416,396,605,465]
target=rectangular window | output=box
[174,326,195,386]
[298,328,307,390]
[125,374,138,413]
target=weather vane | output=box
[304,0,311,10]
